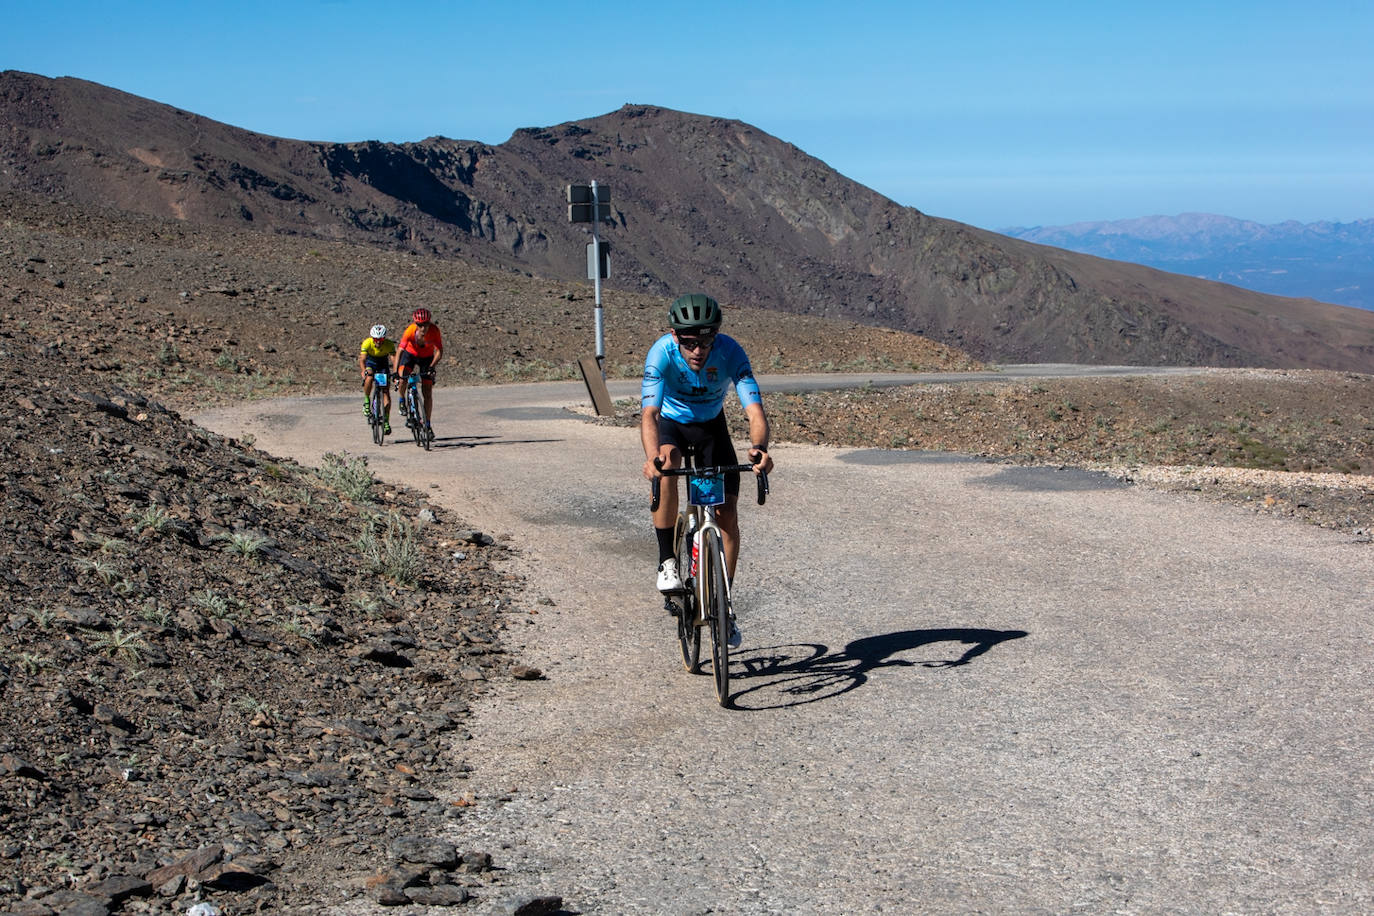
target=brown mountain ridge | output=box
[4,69,1373,371]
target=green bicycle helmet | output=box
[668,293,723,331]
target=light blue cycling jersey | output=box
[641,332,762,424]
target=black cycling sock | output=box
[655,526,675,565]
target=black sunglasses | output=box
[676,332,716,351]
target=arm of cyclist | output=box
[744,402,774,474]
[640,405,678,480]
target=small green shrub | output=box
[357,512,422,586]
[139,600,171,628]
[349,591,384,618]
[133,505,172,535]
[76,557,120,586]
[319,451,374,502]
[278,617,317,644]
[192,588,237,619]
[94,535,128,554]
[88,627,147,664]
[224,531,270,558]
[232,695,274,717]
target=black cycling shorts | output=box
[657,411,740,498]
[398,351,436,382]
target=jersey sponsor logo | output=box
[706,367,718,382]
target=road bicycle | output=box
[367,368,389,445]
[399,371,433,450]
[651,448,768,706]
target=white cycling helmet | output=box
[370,324,387,339]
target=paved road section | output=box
[196,371,1373,915]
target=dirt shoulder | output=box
[763,368,1374,536]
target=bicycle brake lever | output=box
[650,457,663,512]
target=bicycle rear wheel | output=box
[700,527,731,705]
[675,513,700,673]
[370,388,385,445]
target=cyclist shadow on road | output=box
[729,627,1028,711]
[424,435,563,449]
[425,434,500,449]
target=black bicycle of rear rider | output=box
[368,368,389,445]
[651,448,768,707]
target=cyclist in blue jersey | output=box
[642,293,774,644]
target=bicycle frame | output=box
[681,500,727,626]
[400,370,432,448]
[403,372,423,421]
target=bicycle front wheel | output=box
[409,390,424,446]
[675,513,700,673]
[699,527,731,706]
[371,389,385,445]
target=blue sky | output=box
[3,0,1371,229]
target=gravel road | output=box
[196,375,1374,915]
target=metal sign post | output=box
[567,182,613,412]
[567,181,612,373]
[591,181,605,370]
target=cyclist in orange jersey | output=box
[396,308,444,437]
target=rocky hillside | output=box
[0,189,976,410]
[5,70,1374,371]
[0,331,544,912]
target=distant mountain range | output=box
[1002,214,1374,311]
[3,70,1374,371]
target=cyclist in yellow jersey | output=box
[359,324,398,435]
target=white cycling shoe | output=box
[656,558,683,593]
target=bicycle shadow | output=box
[427,434,499,449]
[727,627,1028,711]
[387,434,564,449]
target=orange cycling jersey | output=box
[399,322,443,359]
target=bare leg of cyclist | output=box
[421,382,434,429]
[717,496,743,646]
[717,497,740,583]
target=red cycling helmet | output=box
[412,308,432,324]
